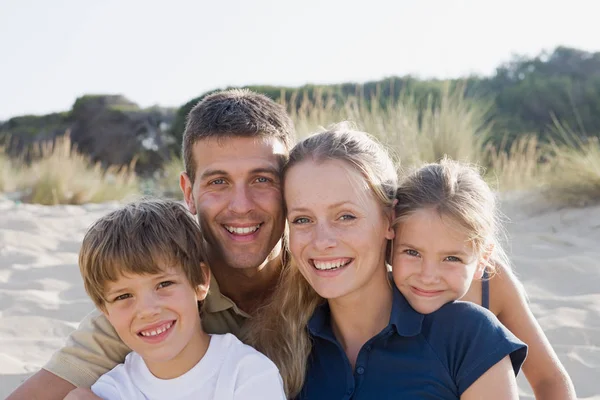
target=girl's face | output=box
[285,159,395,302]
[392,208,487,314]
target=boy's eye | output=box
[404,249,420,257]
[444,256,462,263]
[292,217,311,225]
[158,281,175,289]
[114,293,132,301]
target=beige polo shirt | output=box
[43,276,251,388]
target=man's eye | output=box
[210,178,226,185]
[158,281,175,289]
[255,176,271,183]
[292,217,311,224]
[114,293,132,301]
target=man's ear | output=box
[195,262,210,301]
[474,243,494,280]
[180,172,197,215]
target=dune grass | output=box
[4,85,600,207]
[0,135,140,205]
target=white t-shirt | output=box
[91,333,286,400]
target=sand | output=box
[0,194,598,399]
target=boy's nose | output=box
[137,294,161,318]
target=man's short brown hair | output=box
[79,198,208,310]
[182,89,295,182]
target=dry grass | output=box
[1,135,140,205]
[542,122,600,207]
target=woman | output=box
[245,126,527,399]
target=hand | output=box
[63,388,103,400]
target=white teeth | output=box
[140,322,172,337]
[225,224,260,235]
[313,260,350,270]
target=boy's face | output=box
[180,136,287,272]
[102,264,209,377]
[391,208,486,314]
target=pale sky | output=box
[1,0,598,121]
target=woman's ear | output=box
[195,262,211,301]
[474,243,494,280]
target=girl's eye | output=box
[404,249,420,257]
[339,214,356,221]
[444,256,462,263]
[114,293,132,302]
[158,281,175,289]
[292,217,311,225]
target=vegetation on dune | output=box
[2,46,600,206]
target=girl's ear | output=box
[195,262,211,301]
[384,200,398,240]
[474,243,494,280]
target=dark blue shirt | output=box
[299,285,527,399]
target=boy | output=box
[78,198,286,399]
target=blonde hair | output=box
[244,125,397,397]
[79,198,208,311]
[395,157,510,274]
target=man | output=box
[7,89,295,400]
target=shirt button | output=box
[346,388,353,395]
[365,345,372,351]
[356,366,365,375]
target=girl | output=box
[392,158,576,399]
[246,127,526,399]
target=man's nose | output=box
[228,185,254,214]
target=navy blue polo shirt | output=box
[299,285,527,399]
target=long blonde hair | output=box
[395,157,511,274]
[243,125,397,397]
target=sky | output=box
[1,0,599,121]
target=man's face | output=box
[180,136,287,271]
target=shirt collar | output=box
[203,274,251,318]
[307,284,424,338]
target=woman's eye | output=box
[292,217,310,225]
[339,214,356,221]
[158,281,175,289]
[405,249,420,257]
[444,256,462,263]
[114,293,132,301]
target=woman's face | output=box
[284,159,395,301]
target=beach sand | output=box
[0,195,598,399]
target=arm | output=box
[64,388,105,400]
[461,356,519,399]
[6,310,130,400]
[6,370,76,400]
[492,265,577,399]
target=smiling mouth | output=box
[311,258,353,271]
[410,287,444,297]
[223,223,262,235]
[137,320,176,337]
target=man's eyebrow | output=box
[199,169,230,180]
[251,167,280,176]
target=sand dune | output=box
[0,195,598,399]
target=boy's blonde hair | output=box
[395,157,510,274]
[79,198,208,311]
